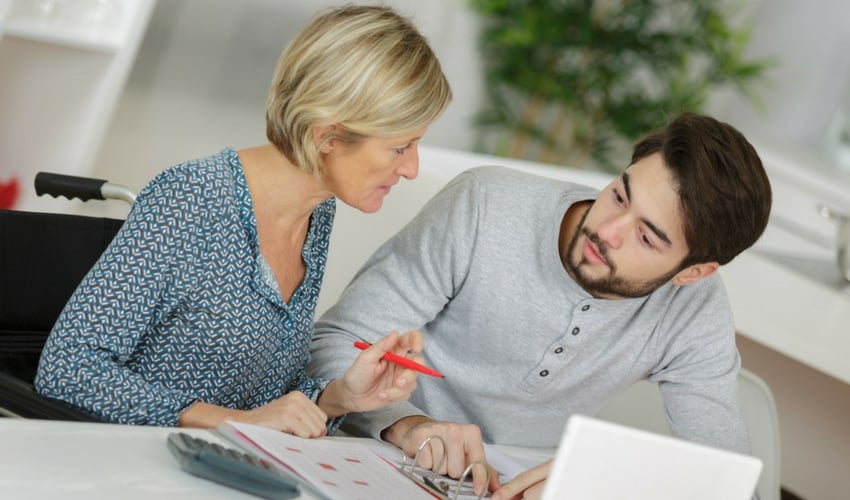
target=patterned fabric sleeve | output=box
[35,166,215,425]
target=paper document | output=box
[219,421,433,500]
[217,421,545,500]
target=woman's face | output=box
[322,127,428,213]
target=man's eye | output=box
[613,189,624,204]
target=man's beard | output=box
[564,209,681,299]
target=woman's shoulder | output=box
[140,148,241,201]
[155,147,238,183]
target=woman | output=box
[34,5,452,436]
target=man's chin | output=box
[571,260,610,281]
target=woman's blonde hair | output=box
[266,5,452,174]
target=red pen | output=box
[354,341,445,379]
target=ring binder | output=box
[401,435,491,500]
[217,421,496,500]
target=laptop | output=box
[541,414,762,500]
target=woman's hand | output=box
[179,331,423,436]
[178,392,329,438]
[318,330,423,417]
[238,392,329,437]
[491,459,552,500]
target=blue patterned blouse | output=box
[35,148,337,426]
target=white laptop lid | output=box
[541,415,762,500]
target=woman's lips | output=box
[378,178,398,196]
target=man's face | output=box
[565,152,691,299]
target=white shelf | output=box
[1,0,140,53]
[2,21,119,52]
[0,0,155,213]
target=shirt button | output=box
[554,347,564,354]
[540,369,549,377]
[581,304,590,311]
[571,327,580,336]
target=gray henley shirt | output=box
[309,165,749,455]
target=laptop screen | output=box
[541,415,761,500]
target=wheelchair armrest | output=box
[0,372,102,422]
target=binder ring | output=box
[401,435,490,500]
[403,434,447,490]
[453,461,490,500]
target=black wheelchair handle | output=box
[35,172,108,202]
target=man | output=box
[308,113,772,497]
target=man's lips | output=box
[582,237,607,266]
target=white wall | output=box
[710,0,850,154]
[708,0,850,251]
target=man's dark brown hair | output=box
[631,112,772,267]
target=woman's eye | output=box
[393,143,413,155]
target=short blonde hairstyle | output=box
[266,5,452,174]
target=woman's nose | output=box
[398,147,420,180]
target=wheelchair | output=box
[0,173,134,420]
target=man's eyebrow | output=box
[622,170,673,247]
[621,172,631,201]
[641,218,672,247]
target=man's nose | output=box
[595,214,630,249]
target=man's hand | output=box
[383,415,500,496]
[491,459,552,500]
[318,330,423,417]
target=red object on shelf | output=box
[0,176,20,209]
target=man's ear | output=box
[671,261,719,286]
[312,124,337,153]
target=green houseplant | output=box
[468,0,773,171]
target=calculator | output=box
[166,431,301,499]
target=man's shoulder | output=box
[650,272,727,304]
[462,164,560,183]
[457,165,598,197]
[644,273,732,332]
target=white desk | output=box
[0,418,254,499]
[0,418,553,499]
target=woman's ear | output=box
[671,261,719,286]
[312,124,337,153]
